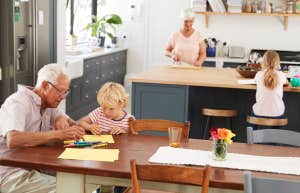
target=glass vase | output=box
[212,139,227,161]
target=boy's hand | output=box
[88,124,102,135]
[110,127,126,135]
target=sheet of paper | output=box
[58,148,119,162]
[64,135,114,144]
[237,79,256,85]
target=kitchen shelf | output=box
[194,11,300,31]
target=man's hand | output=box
[87,124,102,135]
[58,125,85,141]
[55,116,70,130]
[110,127,126,135]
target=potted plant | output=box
[85,14,122,47]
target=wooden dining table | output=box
[0,134,300,193]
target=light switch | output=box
[38,10,44,25]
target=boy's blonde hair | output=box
[97,82,128,108]
[262,50,280,89]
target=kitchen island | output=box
[130,66,300,142]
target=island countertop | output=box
[130,65,300,93]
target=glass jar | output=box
[212,139,227,161]
[287,1,294,13]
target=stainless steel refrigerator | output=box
[0,0,57,103]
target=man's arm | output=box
[6,125,85,148]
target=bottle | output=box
[265,2,272,13]
[296,0,300,13]
[287,1,294,13]
[245,0,252,13]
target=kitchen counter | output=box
[130,65,299,93]
[130,66,300,141]
[65,47,127,60]
[64,47,127,79]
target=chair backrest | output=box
[247,116,288,126]
[244,171,300,193]
[130,159,210,193]
[129,118,190,143]
[247,127,300,147]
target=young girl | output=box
[80,82,134,135]
[252,50,287,121]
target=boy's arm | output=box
[79,116,102,135]
[79,116,92,130]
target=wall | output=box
[99,0,300,73]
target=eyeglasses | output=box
[47,81,69,97]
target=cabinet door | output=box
[99,55,114,82]
[67,78,82,112]
[81,70,98,103]
[84,58,99,74]
[132,83,189,122]
[113,51,126,84]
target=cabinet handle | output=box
[85,80,89,84]
[73,85,78,88]
[102,74,105,78]
[96,62,100,65]
[96,76,99,80]
[85,95,89,99]
[86,64,90,68]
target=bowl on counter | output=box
[290,75,300,87]
[236,65,260,78]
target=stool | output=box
[202,108,238,139]
[246,116,288,127]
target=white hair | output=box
[35,63,69,87]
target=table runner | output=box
[148,146,300,175]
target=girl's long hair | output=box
[262,50,280,89]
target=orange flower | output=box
[217,128,229,140]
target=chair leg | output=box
[229,117,233,130]
[203,116,211,139]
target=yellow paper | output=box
[83,135,114,143]
[58,148,119,162]
[64,135,114,144]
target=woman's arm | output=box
[193,41,206,66]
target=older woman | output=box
[165,8,206,66]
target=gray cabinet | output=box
[132,83,189,123]
[66,50,127,120]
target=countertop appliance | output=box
[228,46,245,58]
[0,0,56,103]
[250,49,300,71]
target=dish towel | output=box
[148,146,300,175]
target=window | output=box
[65,0,97,44]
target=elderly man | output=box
[0,63,85,193]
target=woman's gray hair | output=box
[35,63,69,87]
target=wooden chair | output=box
[244,171,300,193]
[130,159,211,193]
[247,127,300,147]
[246,116,288,127]
[129,118,190,143]
[201,108,238,139]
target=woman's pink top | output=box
[167,30,204,65]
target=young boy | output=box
[80,82,134,135]
[80,82,134,193]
